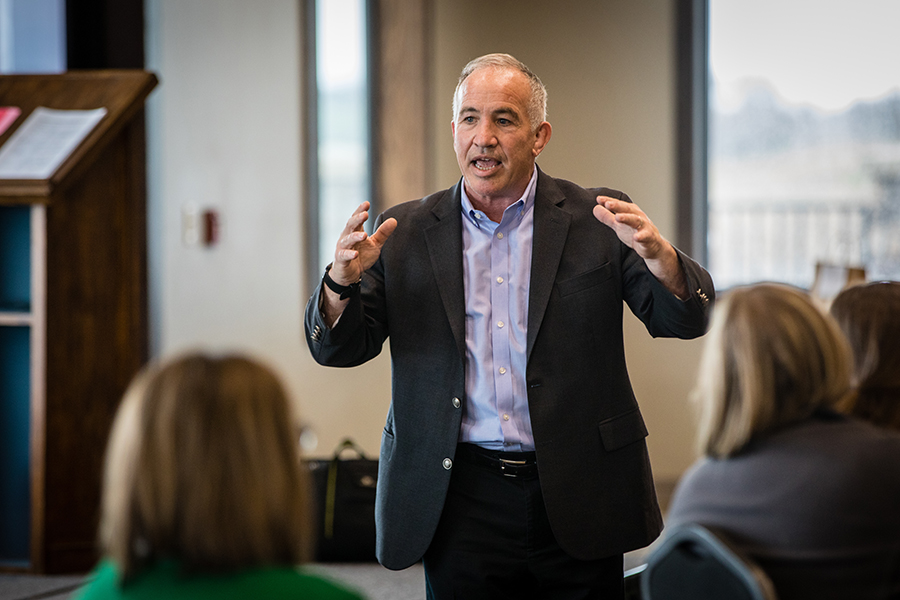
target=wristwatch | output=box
[323,264,360,300]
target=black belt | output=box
[455,443,538,478]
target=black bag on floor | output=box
[305,438,378,562]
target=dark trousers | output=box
[423,444,624,600]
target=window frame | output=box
[302,0,379,297]
[675,0,709,266]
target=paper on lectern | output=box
[0,106,107,179]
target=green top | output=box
[72,559,365,600]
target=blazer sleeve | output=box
[620,237,715,340]
[589,184,714,339]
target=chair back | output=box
[641,523,778,600]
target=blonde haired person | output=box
[74,352,363,600]
[665,284,900,599]
[830,281,900,432]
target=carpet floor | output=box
[0,563,424,600]
[1,551,649,600]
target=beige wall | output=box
[145,0,704,478]
[431,0,704,479]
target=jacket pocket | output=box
[557,262,612,296]
[598,408,648,452]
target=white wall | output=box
[145,0,704,475]
[145,0,392,457]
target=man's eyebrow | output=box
[493,107,519,117]
[457,106,521,120]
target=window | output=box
[304,0,374,295]
[680,0,900,289]
[0,0,65,73]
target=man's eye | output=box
[463,116,476,123]
[498,118,511,125]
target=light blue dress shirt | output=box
[458,168,538,451]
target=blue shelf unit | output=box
[0,205,32,566]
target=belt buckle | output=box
[499,457,527,477]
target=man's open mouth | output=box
[474,158,500,171]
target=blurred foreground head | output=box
[695,283,852,458]
[100,352,312,580]
[830,281,900,431]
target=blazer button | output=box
[442,458,453,470]
[452,397,461,408]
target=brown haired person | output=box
[830,281,900,432]
[665,284,900,599]
[73,352,363,600]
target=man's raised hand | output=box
[593,196,687,299]
[329,201,398,288]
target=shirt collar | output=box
[460,166,539,228]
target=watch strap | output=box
[323,264,360,300]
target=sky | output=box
[710,0,900,113]
[316,0,366,92]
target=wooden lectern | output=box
[0,70,157,574]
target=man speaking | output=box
[306,53,714,599]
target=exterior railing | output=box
[708,201,878,289]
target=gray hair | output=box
[452,53,548,131]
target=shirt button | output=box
[497,321,504,328]
[503,414,510,421]
[496,276,504,284]
[497,232,504,239]
[452,397,461,408]
[499,367,507,375]
[442,458,453,470]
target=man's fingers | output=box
[337,230,366,249]
[336,248,359,262]
[616,212,645,231]
[351,201,370,216]
[340,201,372,236]
[347,210,369,233]
[597,195,619,210]
[596,196,650,230]
[339,217,397,251]
[370,217,398,247]
[597,196,633,215]
[592,203,616,227]
[595,195,669,261]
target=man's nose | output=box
[474,121,497,147]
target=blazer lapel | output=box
[424,182,467,361]
[527,168,570,360]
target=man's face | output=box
[452,67,550,208]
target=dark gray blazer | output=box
[305,168,715,570]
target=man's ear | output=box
[533,121,552,157]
